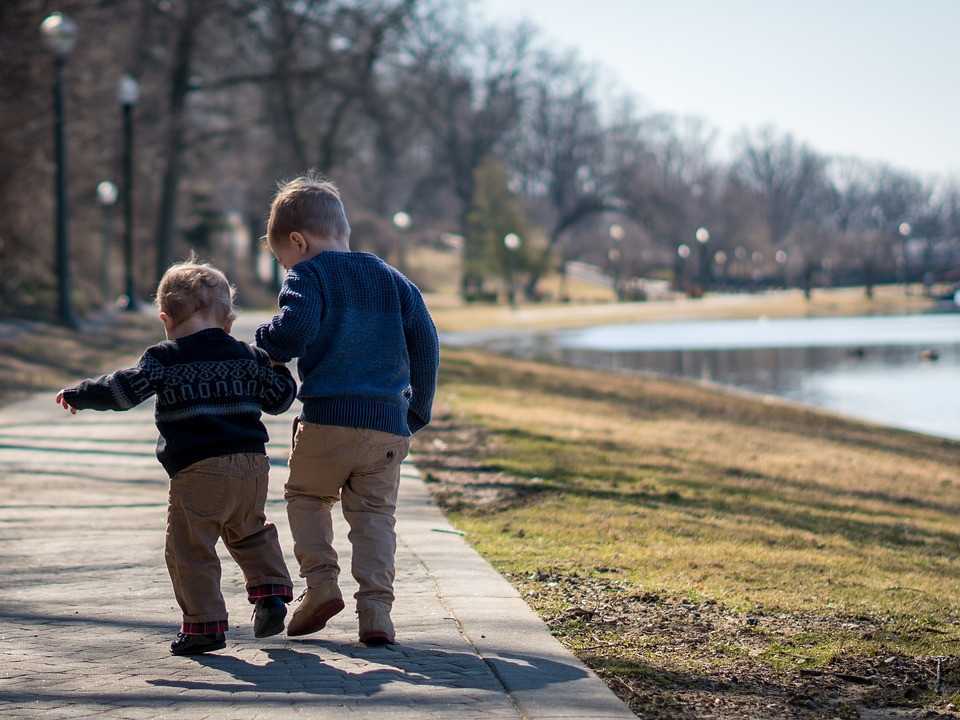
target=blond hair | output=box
[266,173,350,247]
[155,256,236,326]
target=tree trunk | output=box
[247,213,263,284]
[523,233,558,301]
[802,260,814,300]
[153,3,197,282]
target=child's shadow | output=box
[147,641,585,696]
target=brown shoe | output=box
[358,601,395,645]
[287,587,345,637]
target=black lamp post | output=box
[898,222,912,294]
[40,12,78,327]
[392,211,412,273]
[503,233,522,306]
[118,74,140,310]
[695,226,710,291]
[96,181,118,303]
[675,243,690,293]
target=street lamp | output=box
[714,250,728,284]
[96,181,118,304]
[695,227,710,290]
[675,243,690,293]
[392,211,411,272]
[609,224,625,242]
[898,221,912,293]
[775,249,788,289]
[607,247,623,299]
[118,74,140,310]
[503,233,522,306]
[40,12,78,327]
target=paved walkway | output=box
[0,329,632,718]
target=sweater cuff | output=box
[255,324,292,363]
[407,411,427,434]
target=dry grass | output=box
[404,246,462,296]
[416,348,960,718]
[427,284,937,333]
[537,274,618,303]
[0,312,162,407]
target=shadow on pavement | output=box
[143,643,586,696]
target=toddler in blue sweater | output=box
[256,175,439,644]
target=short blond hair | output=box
[155,257,235,326]
[266,173,350,247]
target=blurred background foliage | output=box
[2,0,959,319]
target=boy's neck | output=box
[303,235,350,262]
[167,315,226,341]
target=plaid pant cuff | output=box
[248,583,294,604]
[181,619,228,635]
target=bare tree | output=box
[628,115,719,291]
[409,20,531,235]
[513,51,617,298]
[734,127,825,254]
[151,0,215,282]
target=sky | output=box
[481,0,958,178]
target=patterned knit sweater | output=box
[62,328,297,476]
[256,250,439,436]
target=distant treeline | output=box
[2,0,958,316]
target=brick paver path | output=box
[0,317,633,719]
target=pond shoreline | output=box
[444,311,960,443]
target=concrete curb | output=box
[398,463,635,719]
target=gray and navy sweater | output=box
[62,328,297,476]
[256,251,439,436]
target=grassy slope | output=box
[416,348,960,718]
[428,284,938,333]
[0,313,162,407]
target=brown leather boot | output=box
[358,601,395,645]
[286,586,345,637]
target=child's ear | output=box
[159,311,175,334]
[290,231,308,255]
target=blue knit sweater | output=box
[255,251,440,436]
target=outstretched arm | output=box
[255,267,321,363]
[400,280,440,434]
[58,351,161,413]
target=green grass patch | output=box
[417,348,960,717]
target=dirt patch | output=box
[510,569,959,719]
[414,408,544,512]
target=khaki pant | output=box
[165,453,292,624]
[285,421,410,607]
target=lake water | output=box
[453,314,960,441]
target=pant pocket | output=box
[172,465,228,518]
[360,435,410,476]
[381,436,411,467]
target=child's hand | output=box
[55,390,77,415]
